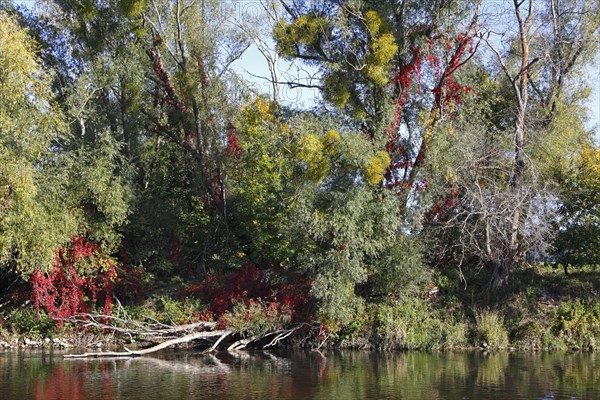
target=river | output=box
[1,349,599,399]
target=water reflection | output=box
[0,350,598,399]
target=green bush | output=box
[441,317,469,349]
[474,310,509,349]
[120,296,205,326]
[552,299,600,350]
[219,299,291,337]
[336,302,373,349]
[375,298,445,350]
[159,296,204,325]
[8,308,54,338]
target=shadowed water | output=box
[0,350,599,399]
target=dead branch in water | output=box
[57,313,216,338]
[64,330,233,358]
[61,313,308,358]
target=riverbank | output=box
[1,263,599,352]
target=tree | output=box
[131,0,252,274]
[430,0,600,287]
[422,72,556,284]
[273,0,482,211]
[476,0,599,287]
[554,144,600,267]
[0,11,73,276]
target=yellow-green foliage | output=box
[0,12,73,275]
[535,101,591,181]
[240,97,276,137]
[364,10,383,35]
[273,14,329,58]
[323,73,352,108]
[363,11,398,86]
[294,14,328,44]
[365,150,391,185]
[227,97,298,263]
[375,299,466,350]
[475,310,509,348]
[118,0,148,17]
[296,133,329,182]
[322,129,341,154]
[579,145,600,189]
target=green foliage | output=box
[323,74,352,108]
[552,299,600,350]
[118,0,148,17]
[0,11,74,276]
[57,133,132,247]
[219,298,291,337]
[369,235,428,296]
[374,298,467,350]
[8,308,54,338]
[227,98,298,265]
[474,310,509,349]
[554,145,600,266]
[159,296,204,325]
[295,187,429,325]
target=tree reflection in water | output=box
[0,350,598,400]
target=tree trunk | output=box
[489,0,533,288]
[489,260,510,289]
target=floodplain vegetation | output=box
[0,0,598,353]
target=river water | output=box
[1,349,599,399]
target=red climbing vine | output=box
[384,32,476,197]
[30,236,118,326]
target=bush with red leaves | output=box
[179,263,313,323]
[30,236,118,326]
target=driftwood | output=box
[64,330,233,358]
[225,325,305,351]
[58,313,216,338]
[60,310,312,358]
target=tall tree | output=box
[426,0,600,287]
[0,10,72,276]
[118,0,252,275]
[273,0,482,212]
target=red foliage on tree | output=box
[384,32,476,197]
[226,122,242,159]
[426,184,460,223]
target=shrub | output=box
[30,235,118,326]
[8,308,54,338]
[159,296,204,325]
[552,299,600,350]
[441,317,469,349]
[474,310,509,348]
[375,298,445,350]
[180,264,312,321]
[218,298,292,337]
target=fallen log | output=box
[64,329,233,358]
[57,314,216,337]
